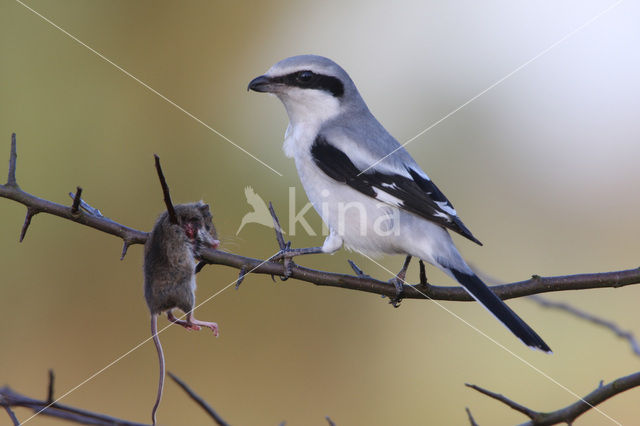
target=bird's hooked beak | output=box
[247,75,277,93]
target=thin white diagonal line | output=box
[358,253,621,425]
[358,0,624,176]
[14,0,283,177]
[21,251,281,424]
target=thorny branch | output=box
[1,135,639,303]
[0,385,147,426]
[168,372,229,426]
[466,371,640,425]
[1,369,232,426]
[2,134,640,425]
[529,295,640,357]
[11,168,640,299]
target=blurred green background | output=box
[1,1,639,425]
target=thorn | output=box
[236,266,247,289]
[268,202,287,250]
[7,133,18,187]
[465,407,478,426]
[154,154,177,225]
[19,207,37,242]
[70,186,83,214]
[120,240,130,260]
[47,369,55,404]
[67,192,103,216]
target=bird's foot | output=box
[388,256,412,307]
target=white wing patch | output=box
[380,182,399,190]
[373,188,404,207]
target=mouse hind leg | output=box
[167,310,218,336]
[167,310,200,331]
[185,311,219,336]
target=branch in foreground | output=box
[465,407,478,426]
[466,371,640,425]
[168,372,229,426]
[529,295,640,357]
[1,134,640,303]
[0,386,147,426]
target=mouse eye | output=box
[296,71,314,83]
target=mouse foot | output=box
[167,310,201,331]
[190,319,219,337]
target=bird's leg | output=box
[167,310,200,331]
[389,256,412,307]
[186,312,219,337]
[418,260,428,286]
[348,260,371,279]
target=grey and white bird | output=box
[248,55,551,353]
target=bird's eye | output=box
[296,71,314,83]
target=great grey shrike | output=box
[248,55,550,353]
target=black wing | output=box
[310,135,482,245]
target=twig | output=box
[236,266,247,289]
[168,372,229,426]
[19,207,37,242]
[3,406,19,426]
[465,407,478,426]
[70,186,82,214]
[529,295,640,357]
[465,383,538,419]
[7,133,17,187]
[1,135,640,302]
[47,369,54,404]
[467,371,640,425]
[0,386,147,426]
[153,154,177,225]
[268,201,287,249]
[67,192,103,217]
[269,202,295,280]
[1,136,147,250]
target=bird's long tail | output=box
[151,315,165,425]
[448,268,551,353]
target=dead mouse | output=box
[144,201,219,425]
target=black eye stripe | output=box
[271,71,344,98]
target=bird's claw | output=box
[388,277,404,307]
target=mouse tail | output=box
[151,314,165,426]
